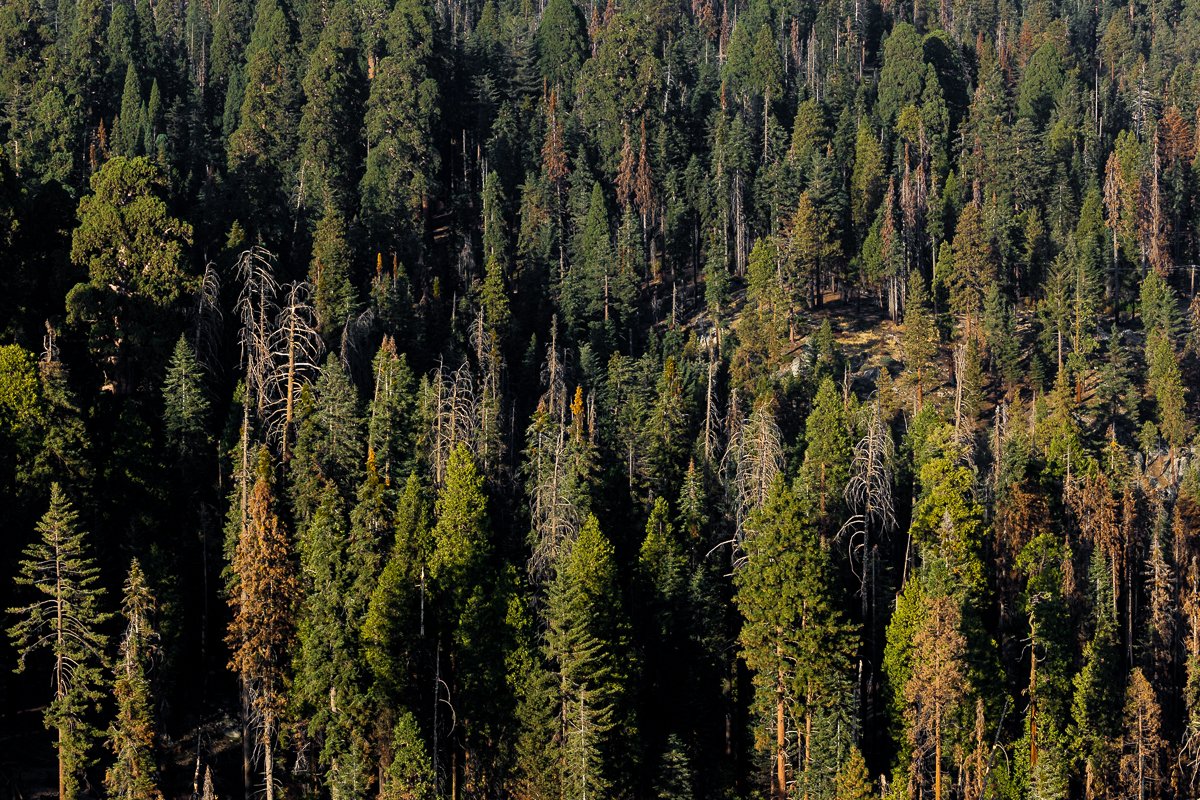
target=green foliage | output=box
[546,514,635,800]
[161,336,211,462]
[877,23,926,124]
[310,205,358,341]
[289,356,366,519]
[801,378,852,525]
[105,560,163,800]
[380,711,436,800]
[363,472,430,701]
[537,0,585,92]
[8,485,111,800]
[68,156,194,388]
[227,0,300,237]
[360,0,439,254]
[734,479,856,798]
[298,1,363,218]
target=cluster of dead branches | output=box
[235,247,324,458]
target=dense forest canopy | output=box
[3,0,1200,798]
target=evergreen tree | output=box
[367,336,418,483]
[363,472,429,703]
[227,0,301,242]
[162,336,211,464]
[380,711,436,800]
[297,1,362,219]
[105,560,163,800]
[946,201,994,340]
[546,514,635,800]
[292,483,372,800]
[289,355,366,519]
[227,448,299,800]
[8,485,111,800]
[537,0,585,93]
[360,0,439,256]
[67,156,194,392]
[801,377,853,528]
[114,62,143,157]
[734,479,856,800]
[877,23,926,124]
[309,205,357,342]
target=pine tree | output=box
[877,23,926,124]
[114,62,144,157]
[801,377,853,528]
[227,0,300,241]
[289,355,366,519]
[292,483,372,800]
[1071,552,1123,793]
[162,336,211,464]
[1120,668,1164,800]
[546,514,635,800]
[537,0,585,92]
[946,201,994,340]
[367,336,418,484]
[734,479,856,800]
[903,270,939,413]
[563,182,614,344]
[784,192,838,314]
[297,1,362,219]
[8,484,111,800]
[360,0,439,256]
[833,746,873,800]
[363,472,429,702]
[106,560,163,800]
[851,122,886,237]
[379,711,435,800]
[904,591,968,800]
[227,448,299,800]
[309,205,357,342]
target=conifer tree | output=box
[363,472,430,702]
[293,483,372,800]
[902,270,938,411]
[367,336,418,484]
[360,0,439,256]
[114,63,143,157]
[904,591,968,800]
[289,355,365,519]
[380,711,436,800]
[1120,668,1164,800]
[67,156,194,391]
[8,484,111,800]
[546,514,635,800]
[162,336,211,464]
[834,746,873,800]
[309,205,357,342]
[227,448,299,800]
[734,479,856,800]
[297,1,362,219]
[536,0,585,93]
[801,378,853,528]
[946,201,994,340]
[227,0,300,240]
[564,182,614,344]
[106,560,163,800]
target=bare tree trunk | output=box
[264,706,275,800]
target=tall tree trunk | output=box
[934,701,942,800]
[264,706,275,800]
[776,643,786,800]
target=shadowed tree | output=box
[227,448,299,800]
[105,560,163,800]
